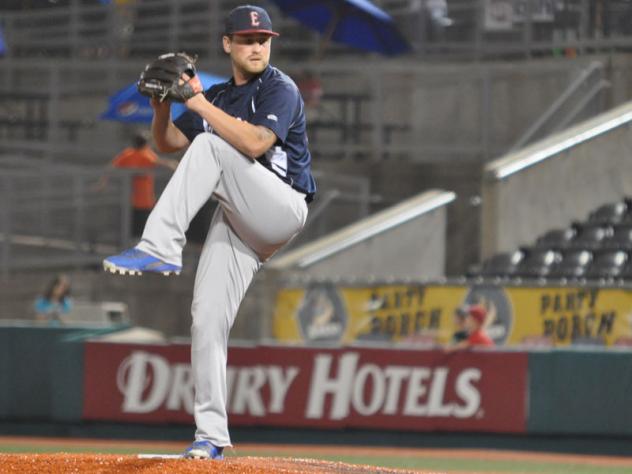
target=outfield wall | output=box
[1,326,631,437]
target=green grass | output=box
[1,444,631,473]
[227,451,632,474]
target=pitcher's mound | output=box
[0,453,420,473]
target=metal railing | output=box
[2,0,632,61]
[0,162,133,277]
[0,0,322,61]
[0,56,617,167]
[381,0,632,59]
[0,0,628,166]
[0,158,376,276]
[510,60,610,151]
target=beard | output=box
[236,56,269,76]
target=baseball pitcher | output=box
[104,4,316,459]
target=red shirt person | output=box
[447,304,495,350]
[112,140,160,211]
[96,133,178,237]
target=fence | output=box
[0,161,133,277]
[1,1,629,165]
[0,55,620,166]
[2,0,632,61]
[388,0,632,59]
[4,326,632,439]
[0,158,374,277]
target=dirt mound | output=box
[0,454,419,473]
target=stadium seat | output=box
[533,228,576,250]
[477,250,525,278]
[587,202,627,225]
[468,200,632,283]
[547,249,593,279]
[514,249,562,279]
[602,224,632,251]
[583,250,628,279]
[617,259,632,280]
[566,224,613,250]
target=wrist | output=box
[185,93,207,112]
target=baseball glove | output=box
[137,52,201,103]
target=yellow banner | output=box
[272,284,632,347]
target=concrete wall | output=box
[5,54,632,166]
[314,160,482,276]
[269,189,454,280]
[238,190,455,340]
[278,54,632,162]
[288,210,446,279]
[0,191,454,342]
[482,101,632,258]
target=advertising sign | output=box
[273,285,632,347]
[83,342,528,433]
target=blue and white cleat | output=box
[182,440,224,460]
[103,248,181,276]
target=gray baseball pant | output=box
[136,133,308,447]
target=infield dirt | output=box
[2,438,632,473]
[0,453,419,473]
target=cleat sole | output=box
[103,261,177,276]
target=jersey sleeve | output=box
[173,85,219,142]
[251,80,300,143]
[173,109,204,143]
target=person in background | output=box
[451,306,469,344]
[296,69,323,122]
[34,274,72,325]
[447,304,494,350]
[96,132,178,237]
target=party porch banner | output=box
[272,284,632,347]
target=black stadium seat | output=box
[514,249,562,279]
[587,202,627,225]
[618,260,632,280]
[533,228,576,250]
[469,199,632,281]
[583,250,628,280]
[478,250,525,277]
[602,224,632,251]
[566,224,613,251]
[547,249,593,279]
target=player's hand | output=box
[181,73,203,95]
[150,96,170,111]
[150,97,172,123]
[182,73,205,111]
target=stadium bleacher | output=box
[472,197,632,282]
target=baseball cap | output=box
[455,306,468,318]
[468,305,487,325]
[224,5,280,37]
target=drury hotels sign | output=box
[83,342,527,433]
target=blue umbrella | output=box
[269,0,411,56]
[100,71,227,123]
[0,27,7,56]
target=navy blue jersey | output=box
[174,66,316,201]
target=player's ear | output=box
[222,35,232,54]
